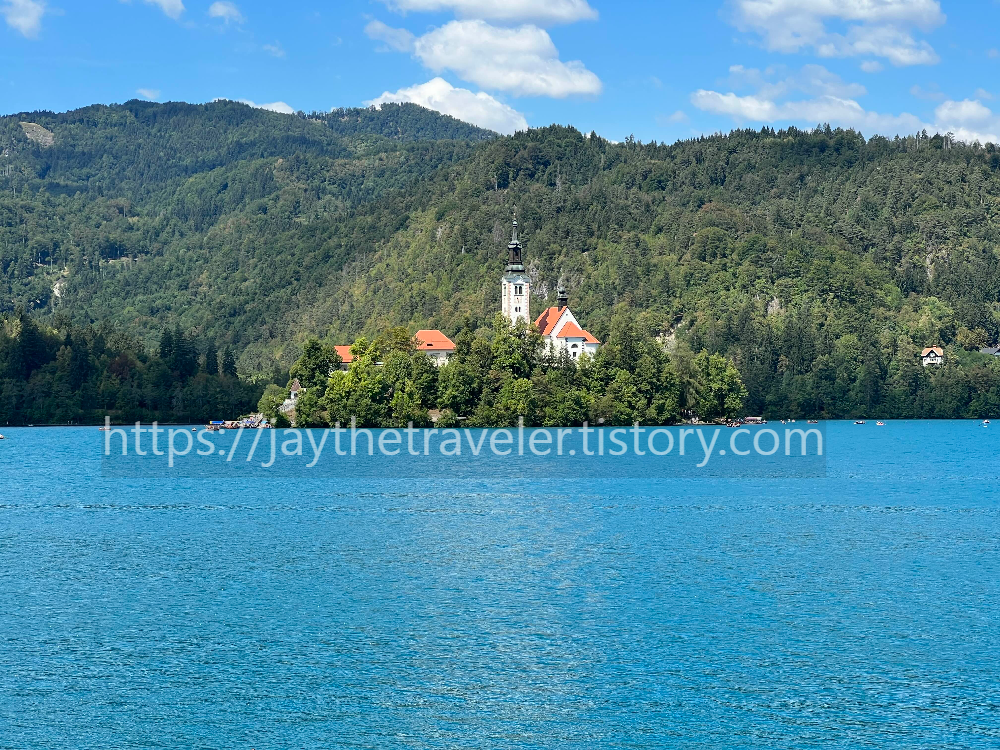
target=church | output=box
[502,219,600,359]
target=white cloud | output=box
[230,98,295,114]
[263,41,285,57]
[365,77,528,133]
[725,64,866,99]
[2,0,45,38]
[975,88,994,101]
[692,64,927,136]
[935,99,992,126]
[143,0,184,19]
[137,88,160,100]
[379,0,597,25]
[815,24,938,66]
[365,20,415,52]
[208,1,243,24]
[410,20,601,97]
[728,0,944,66]
[692,88,927,134]
[692,75,1000,145]
[933,100,1000,143]
[989,49,999,59]
[860,60,883,73]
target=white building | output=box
[414,330,455,366]
[534,286,600,359]
[497,217,599,358]
[333,334,455,369]
[279,378,302,414]
[501,218,530,325]
[921,346,944,367]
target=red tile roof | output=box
[534,306,564,336]
[414,329,455,352]
[921,346,944,357]
[555,320,600,344]
[334,345,353,364]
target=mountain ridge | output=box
[4,102,1000,418]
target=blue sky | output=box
[1,0,999,142]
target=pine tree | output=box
[158,328,175,363]
[220,347,238,378]
[203,340,219,375]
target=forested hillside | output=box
[4,99,1000,421]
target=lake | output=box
[1,422,998,748]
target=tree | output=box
[203,340,219,375]
[219,347,238,377]
[292,387,326,428]
[289,339,341,391]
[693,351,748,421]
[437,360,480,414]
[257,383,286,421]
[158,328,175,363]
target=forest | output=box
[3,99,1000,423]
[0,309,260,425]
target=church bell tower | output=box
[501,217,530,325]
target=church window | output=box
[514,285,523,295]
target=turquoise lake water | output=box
[1,422,999,748]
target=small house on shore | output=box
[279,379,302,415]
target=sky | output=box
[1,0,1000,143]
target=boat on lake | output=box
[205,414,271,431]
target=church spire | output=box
[506,216,524,272]
[557,284,568,310]
[501,215,530,325]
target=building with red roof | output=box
[534,285,600,360]
[414,330,455,366]
[334,345,353,371]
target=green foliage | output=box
[693,351,748,421]
[0,312,262,425]
[322,102,495,142]
[321,337,432,428]
[291,315,707,427]
[289,339,341,391]
[5,101,1000,418]
[257,383,286,421]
